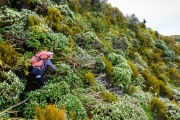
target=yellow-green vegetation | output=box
[0,1,180,120]
[45,7,63,32]
[0,43,18,68]
[28,15,42,26]
[101,55,113,81]
[127,60,139,78]
[84,72,97,86]
[150,97,167,120]
[99,91,118,103]
[34,104,66,120]
[142,69,172,98]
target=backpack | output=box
[29,50,53,75]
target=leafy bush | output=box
[112,34,130,50]
[0,70,24,110]
[56,94,87,120]
[155,40,168,51]
[166,103,180,120]
[107,53,133,89]
[0,7,20,27]
[74,31,102,50]
[142,69,172,98]
[91,95,149,120]
[26,26,69,52]
[23,81,70,118]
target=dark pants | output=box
[36,76,46,86]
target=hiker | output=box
[28,50,56,86]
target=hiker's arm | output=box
[46,59,56,72]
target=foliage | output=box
[127,60,139,78]
[142,69,172,98]
[99,90,118,103]
[28,15,42,26]
[26,26,69,52]
[0,43,19,68]
[84,72,97,86]
[74,31,102,50]
[107,53,133,89]
[155,40,168,51]
[150,97,167,120]
[23,81,70,118]
[0,7,20,27]
[56,94,87,120]
[91,95,149,120]
[101,55,113,80]
[34,104,67,120]
[112,33,130,50]
[45,6,63,32]
[166,102,180,120]
[0,70,24,110]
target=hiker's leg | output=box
[36,76,46,86]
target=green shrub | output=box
[155,40,168,51]
[26,26,69,52]
[56,94,87,120]
[0,70,24,110]
[166,103,180,120]
[74,31,102,50]
[23,81,70,118]
[91,95,149,120]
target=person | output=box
[29,51,56,86]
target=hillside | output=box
[0,0,180,120]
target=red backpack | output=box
[30,50,53,70]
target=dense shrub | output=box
[74,31,102,49]
[106,53,133,89]
[99,90,118,103]
[84,72,97,86]
[0,7,20,27]
[56,94,87,120]
[23,81,70,118]
[166,103,180,120]
[0,70,24,110]
[113,34,130,50]
[26,26,69,52]
[91,95,149,120]
[155,40,168,51]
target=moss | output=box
[142,69,172,98]
[127,60,139,78]
[45,7,63,32]
[99,91,118,103]
[150,97,167,120]
[84,72,97,86]
[101,55,113,81]
[28,15,41,26]
[0,43,18,68]
[34,104,67,120]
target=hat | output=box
[48,51,54,56]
